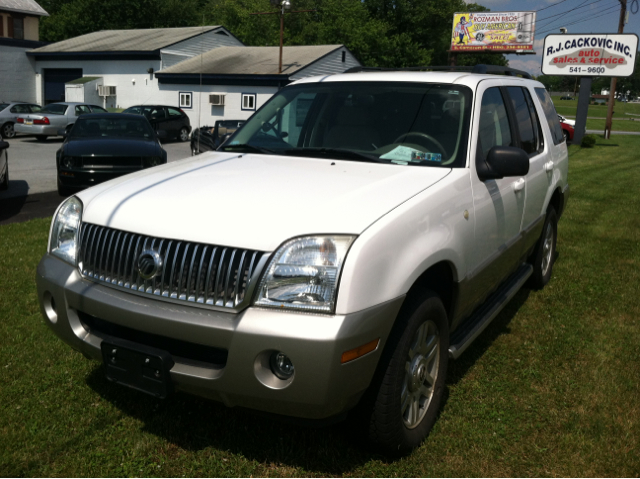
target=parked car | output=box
[55,113,167,196]
[37,66,569,454]
[560,121,574,142]
[122,105,191,142]
[191,120,245,155]
[0,139,8,190]
[560,96,575,100]
[14,102,108,141]
[0,101,42,138]
[557,114,575,127]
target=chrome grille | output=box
[78,223,265,309]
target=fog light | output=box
[270,352,294,380]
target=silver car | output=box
[0,101,42,139]
[14,102,108,141]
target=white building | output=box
[154,44,360,127]
[27,26,244,107]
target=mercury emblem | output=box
[137,250,162,280]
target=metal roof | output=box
[0,0,48,16]
[29,26,222,53]
[158,45,343,76]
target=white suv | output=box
[36,66,569,454]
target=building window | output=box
[242,93,256,111]
[12,17,24,40]
[179,92,192,109]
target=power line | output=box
[536,3,622,34]
[535,0,574,12]
[536,0,611,22]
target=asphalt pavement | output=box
[0,135,192,224]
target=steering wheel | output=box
[394,132,447,158]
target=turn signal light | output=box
[341,338,380,364]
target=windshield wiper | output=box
[219,143,276,154]
[284,147,387,164]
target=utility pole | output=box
[604,0,628,139]
[250,1,315,74]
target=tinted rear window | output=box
[535,88,564,145]
[40,104,68,115]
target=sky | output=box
[465,0,640,75]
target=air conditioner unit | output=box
[98,85,117,96]
[209,94,225,106]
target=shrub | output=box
[581,134,597,148]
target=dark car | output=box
[56,113,167,196]
[0,139,8,190]
[190,119,245,155]
[0,101,42,138]
[122,105,191,142]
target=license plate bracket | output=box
[101,338,174,399]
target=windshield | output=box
[225,82,472,167]
[70,117,155,139]
[41,104,68,115]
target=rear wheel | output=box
[528,207,558,289]
[2,122,15,139]
[178,127,189,142]
[36,135,48,142]
[364,291,449,454]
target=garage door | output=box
[44,69,82,104]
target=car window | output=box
[90,105,108,113]
[144,107,166,120]
[535,88,564,145]
[75,105,92,116]
[506,87,538,156]
[29,105,42,113]
[0,103,9,112]
[167,107,182,117]
[10,104,31,114]
[40,104,68,115]
[123,106,142,115]
[477,87,513,161]
[228,82,472,168]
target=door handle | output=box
[544,161,554,172]
[512,178,525,192]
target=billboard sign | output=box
[451,11,536,52]
[542,34,638,77]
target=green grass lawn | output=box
[585,118,640,132]
[1,137,639,476]
[553,98,640,118]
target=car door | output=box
[166,107,185,138]
[467,81,527,303]
[504,85,551,253]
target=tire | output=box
[528,207,558,290]
[0,165,8,191]
[178,127,189,142]
[364,291,449,454]
[2,122,15,139]
[57,178,72,197]
[36,135,48,142]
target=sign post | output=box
[542,33,638,143]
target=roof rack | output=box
[344,64,532,80]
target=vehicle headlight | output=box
[48,196,83,265]
[254,235,356,314]
[61,156,77,168]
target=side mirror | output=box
[0,141,9,149]
[156,130,168,140]
[477,146,530,181]
[57,129,67,138]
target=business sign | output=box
[542,34,638,77]
[451,11,536,52]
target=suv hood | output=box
[78,152,451,251]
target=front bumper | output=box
[36,254,403,419]
[58,168,144,189]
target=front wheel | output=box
[178,127,189,142]
[529,207,558,289]
[2,122,15,139]
[364,291,449,454]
